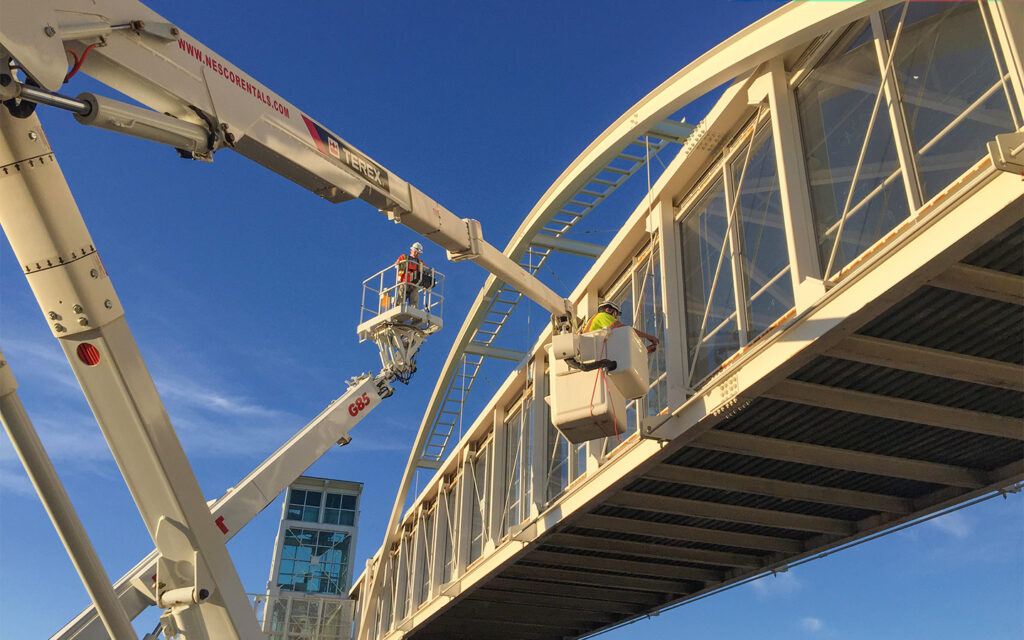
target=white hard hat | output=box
[599,300,621,315]
[411,242,424,254]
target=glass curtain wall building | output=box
[262,477,363,640]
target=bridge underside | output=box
[406,212,1023,640]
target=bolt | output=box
[170,27,180,36]
[104,299,113,309]
[28,131,38,140]
[43,26,56,37]
[54,323,66,333]
[72,304,83,313]
[48,311,58,320]
[197,588,210,601]
[89,269,99,278]
[78,317,89,327]
[0,74,10,87]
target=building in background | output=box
[259,476,362,640]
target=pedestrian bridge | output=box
[352,2,1024,639]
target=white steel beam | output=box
[643,464,914,514]
[605,490,856,535]
[829,334,1024,392]
[468,588,643,615]
[463,343,527,362]
[483,577,660,608]
[870,11,925,212]
[986,0,1024,115]
[0,110,260,639]
[693,429,989,489]
[0,356,137,640]
[765,58,825,310]
[524,550,722,583]
[501,565,693,595]
[544,532,764,568]
[529,234,606,259]
[928,262,1024,305]
[765,379,1024,440]
[572,513,804,554]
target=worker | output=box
[396,242,426,307]
[585,300,659,354]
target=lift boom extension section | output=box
[53,373,389,640]
[0,0,573,325]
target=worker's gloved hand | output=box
[647,336,659,354]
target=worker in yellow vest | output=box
[585,301,659,353]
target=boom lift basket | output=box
[546,325,648,443]
[358,262,444,383]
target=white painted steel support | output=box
[0,110,261,640]
[653,197,691,400]
[529,233,607,258]
[0,355,137,640]
[870,12,925,212]
[987,0,1024,117]
[56,374,383,640]
[765,58,825,311]
[528,356,547,519]
[722,148,751,347]
[487,406,506,553]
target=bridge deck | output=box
[402,217,1022,640]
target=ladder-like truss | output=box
[417,119,694,468]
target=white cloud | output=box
[801,617,823,633]
[927,511,971,539]
[750,569,802,599]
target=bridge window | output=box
[500,407,523,536]
[286,489,322,523]
[277,528,350,595]
[416,511,434,606]
[681,178,740,382]
[440,484,457,584]
[882,1,1019,201]
[797,21,910,278]
[731,125,793,337]
[468,444,490,563]
[544,373,570,502]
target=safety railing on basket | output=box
[359,262,445,336]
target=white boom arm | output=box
[0,0,572,323]
[53,373,388,640]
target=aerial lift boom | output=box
[51,373,388,640]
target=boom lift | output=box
[0,1,645,638]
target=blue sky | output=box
[1,1,1021,638]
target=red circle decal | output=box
[77,343,101,366]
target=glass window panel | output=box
[441,488,455,583]
[278,527,350,594]
[681,178,740,381]
[884,2,1017,200]
[322,509,340,525]
[325,493,341,509]
[797,22,909,276]
[469,450,487,562]
[545,396,569,502]
[502,409,522,535]
[341,494,357,509]
[731,126,795,336]
[639,253,669,417]
[522,396,533,511]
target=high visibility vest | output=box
[397,254,422,282]
[585,311,621,332]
